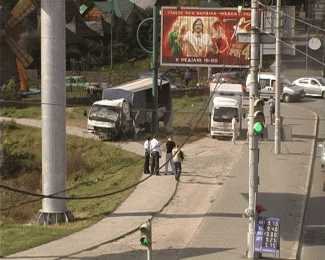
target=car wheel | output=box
[322,91,325,99]
[283,94,291,103]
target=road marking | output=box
[305,225,325,228]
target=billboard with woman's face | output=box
[161,7,251,68]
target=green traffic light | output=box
[254,122,264,133]
[141,237,150,246]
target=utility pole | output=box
[36,0,73,224]
[275,0,282,154]
[247,0,260,258]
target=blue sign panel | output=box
[254,216,280,254]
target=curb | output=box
[295,108,319,259]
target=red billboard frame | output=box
[160,7,251,68]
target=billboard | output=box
[161,7,251,68]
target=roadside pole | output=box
[275,0,282,154]
[247,0,260,258]
[152,6,159,134]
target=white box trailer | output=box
[87,78,172,140]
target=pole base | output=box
[35,210,74,225]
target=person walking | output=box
[165,137,176,175]
[172,144,184,181]
[150,135,161,175]
[231,115,239,145]
[268,96,275,124]
[184,68,192,87]
[143,136,151,174]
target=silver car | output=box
[293,77,325,99]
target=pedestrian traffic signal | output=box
[140,220,151,247]
[253,99,265,134]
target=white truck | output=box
[208,81,243,138]
[87,78,172,140]
[246,72,305,102]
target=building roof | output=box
[79,4,88,14]
[92,0,144,19]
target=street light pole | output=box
[247,0,260,258]
[275,0,282,154]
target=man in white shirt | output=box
[232,115,239,145]
[150,135,161,175]
[179,18,212,57]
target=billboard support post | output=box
[152,6,159,134]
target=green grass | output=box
[1,120,143,256]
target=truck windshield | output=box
[213,107,238,122]
[89,105,119,122]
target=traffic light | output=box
[140,220,152,247]
[253,99,265,134]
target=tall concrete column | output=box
[36,0,74,224]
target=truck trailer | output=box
[87,78,172,140]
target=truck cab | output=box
[87,98,134,140]
[209,94,242,138]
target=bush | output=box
[2,78,21,101]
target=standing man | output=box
[172,144,184,181]
[165,137,176,175]
[184,68,192,87]
[231,115,239,145]
[150,135,161,175]
[143,136,151,174]
[268,96,275,124]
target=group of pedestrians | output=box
[144,135,184,181]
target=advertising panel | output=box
[161,7,251,68]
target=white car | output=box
[292,77,325,99]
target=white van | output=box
[246,72,305,102]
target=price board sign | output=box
[254,216,280,254]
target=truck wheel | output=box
[283,94,291,103]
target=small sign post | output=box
[254,216,280,259]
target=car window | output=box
[311,80,318,85]
[300,79,309,84]
[259,79,270,88]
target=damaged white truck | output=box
[87,78,173,140]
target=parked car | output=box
[65,76,98,91]
[292,77,325,99]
